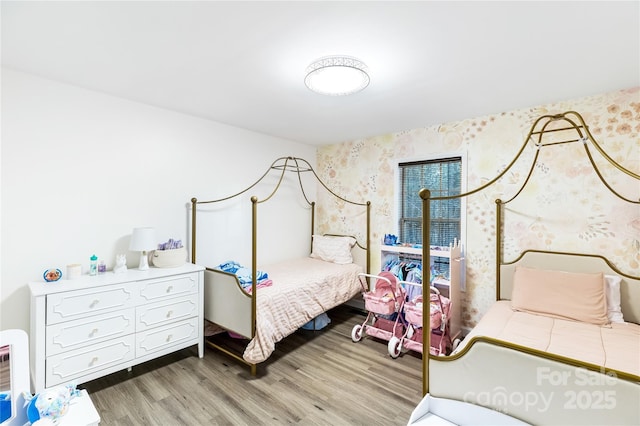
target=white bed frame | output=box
[425,250,640,425]
[201,245,368,371]
[203,244,370,341]
[190,157,371,375]
[413,112,640,425]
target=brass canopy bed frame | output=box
[414,111,639,424]
[190,156,371,376]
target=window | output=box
[398,157,462,247]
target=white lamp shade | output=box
[129,227,157,252]
[130,227,156,271]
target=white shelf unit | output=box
[380,241,462,342]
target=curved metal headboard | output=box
[190,156,371,276]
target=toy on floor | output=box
[23,382,80,425]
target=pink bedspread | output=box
[456,301,640,377]
[243,257,362,363]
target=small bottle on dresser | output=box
[89,254,98,276]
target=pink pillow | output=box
[511,266,608,325]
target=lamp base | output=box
[138,251,150,270]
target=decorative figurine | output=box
[43,269,62,282]
[113,254,127,274]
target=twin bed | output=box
[190,157,370,375]
[456,252,639,379]
[412,111,639,425]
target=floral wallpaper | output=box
[316,87,640,329]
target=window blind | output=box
[398,157,461,247]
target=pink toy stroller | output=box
[388,285,452,357]
[351,272,406,353]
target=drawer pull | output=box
[89,328,99,337]
[89,299,99,308]
[166,285,173,293]
[89,356,99,366]
[166,310,173,318]
[166,334,173,342]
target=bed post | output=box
[311,201,316,253]
[366,201,371,274]
[191,198,197,264]
[251,196,258,352]
[419,188,431,397]
[495,199,503,301]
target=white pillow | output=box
[605,274,624,323]
[310,235,356,264]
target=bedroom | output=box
[1,1,639,425]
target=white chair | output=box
[0,329,30,426]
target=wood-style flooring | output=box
[82,306,423,425]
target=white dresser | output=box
[29,263,205,392]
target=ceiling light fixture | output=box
[304,56,370,96]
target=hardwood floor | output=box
[82,306,423,425]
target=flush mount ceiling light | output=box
[304,56,370,96]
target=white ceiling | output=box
[2,1,639,146]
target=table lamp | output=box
[129,227,156,270]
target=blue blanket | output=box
[215,261,269,289]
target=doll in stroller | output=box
[395,284,453,357]
[351,272,407,350]
[351,270,455,358]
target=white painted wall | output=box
[1,68,317,333]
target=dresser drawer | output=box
[46,335,135,388]
[47,284,137,325]
[136,317,199,357]
[46,309,135,356]
[136,294,199,332]
[138,273,198,303]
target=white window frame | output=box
[394,152,467,290]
